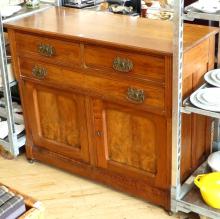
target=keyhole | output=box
[96,131,102,137]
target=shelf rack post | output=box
[0,1,58,157]
[213,22,220,151]
[0,13,19,156]
[218,22,220,67]
[55,0,62,6]
[171,0,184,212]
[172,1,220,218]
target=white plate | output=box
[0,121,9,139]
[15,124,24,135]
[201,88,220,105]
[196,92,219,106]
[191,2,220,13]
[210,69,220,83]
[196,88,220,106]
[0,121,24,139]
[217,72,220,80]
[208,151,220,172]
[0,6,22,17]
[204,70,220,87]
[190,89,220,112]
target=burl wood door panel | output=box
[92,99,170,189]
[22,81,90,163]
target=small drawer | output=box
[84,45,166,82]
[19,58,166,115]
[15,32,81,68]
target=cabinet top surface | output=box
[5,7,218,55]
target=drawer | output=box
[19,58,166,115]
[15,32,81,68]
[84,45,166,83]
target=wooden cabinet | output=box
[6,7,218,211]
[22,81,90,163]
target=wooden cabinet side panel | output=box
[8,29,35,158]
[181,75,193,180]
[181,36,215,181]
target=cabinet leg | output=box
[27,158,35,164]
[165,210,174,216]
[168,211,174,216]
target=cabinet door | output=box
[23,81,90,163]
[92,99,170,189]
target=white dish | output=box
[0,121,24,139]
[208,151,220,172]
[210,69,220,83]
[204,70,220,87]
[0,76,2,88]
[203,90,220,105]
[15,124,24,135]
[196,92,219,106]
[196,88,220,106]
[190,89,220,112]
[217,72,220,80]
[0,6,22,18]
[191,2,220,13]
[0,121,9,139]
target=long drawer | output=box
[84,45,166,83]
[19,58,166,115]
[15,32,81,68]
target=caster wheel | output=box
[27,159,35,164]
[167,211,173,216]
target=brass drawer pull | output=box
[37,43,55,57]
[32,66,47,79]
[127,87,145,103]
[112,57,133,73]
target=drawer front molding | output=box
[20,58,166,115]
[84,45,166,82]
[15,32,81,68]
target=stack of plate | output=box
[190,88,220,112]
[204,69,220,87]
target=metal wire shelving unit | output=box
[171,1,220,219]
[0,1,61,156]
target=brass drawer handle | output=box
[127,87,145,103]
[32,66,47,79]
[112,57,133,73]
[37,43,55,57]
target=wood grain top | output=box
[5,7,218,55]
